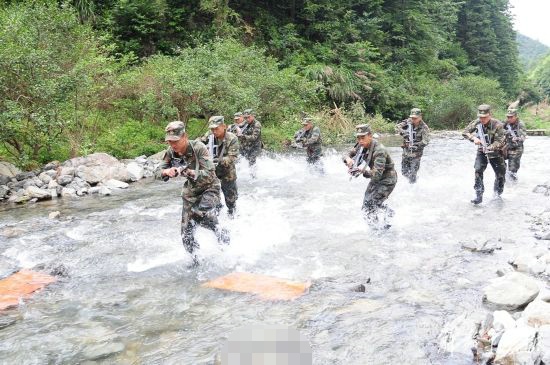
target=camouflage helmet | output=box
[164,121,186,141]
[506,108,518,117]
[243,109,255,117]
[233,112,243,119]
[301,117,314,125]
[355,124,372,136]
[409,108,422,118]
[477,104,491,117]
[208,115,225,129]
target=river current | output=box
[1,136,549,364]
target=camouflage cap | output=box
[409,108,422,118]
[208,115,225,129]
[301,117,314,125]
[243,109,254,117]
[233,112,243,119]
[355,124,372,136]
[477,104,491,117]
[506,108,518,117]
[164,121,186,141]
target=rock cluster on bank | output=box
[0,153,162,204]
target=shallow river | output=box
[1,136,549,364]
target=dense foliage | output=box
[0,0,537,168]
[517,33,549,71]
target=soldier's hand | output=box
[512,137,519,142]
[473,137,481,145]
[163,167,179,178]
[213,157,220,165]
[344,157,354,168]
[184,169,196,179]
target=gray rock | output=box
[438,312,483,357]
[89,186,100,194]
[510,254,538,274]
[83,342,125,361]
[0,185,9,199]
[43,161,60,170]
[47,180,59,189]
[533,185,548,194]
[135,155,148,164]
[0,175,10,185]
[494,325,539,365]
[493,310,516,332]
[103,179,129,189]
[8,192,30,204]
[15,172,35,181]
[58,166,75,177]
[38,172,52,184]
[536,325,550,365]
[462,239,502,254]
[483,272,540,310]
[126,162,144,181]
[148,150,165,161]
[25,186,52,200]
[66,177,91,192]
[521,300,550,327]
[65,153,130,182]
[49,211,61,219]
[0,316,17,330]
[0,161,20,178]
[61,187,77,197]
[56,175,74,186]
[23,179,38,189]
[76,165,107,185]
[44,169,57,178]
[0,227,25,238]
[98,186,112,196]
[49,189,58,198]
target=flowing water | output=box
[1,136,549,364]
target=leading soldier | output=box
[236,109,262,176]
[502,108,527,181]
[395,108,430,183]
[157,121,221,265]
[292,116,323,167]
[462,104,506,205]
[200,116,240,217]
[343,124,398,228]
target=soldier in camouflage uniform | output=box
[237,109,262,174]
[462,104,506,205]
[227,112,244,135]
[200,116,240,216]
[343,124,398,227]
[157,121,221,263]
[502,108,527,181]
[395,108,430,183]
[292,117,323,165]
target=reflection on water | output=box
[1,136,549,364]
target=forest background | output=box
[1,0,549,169]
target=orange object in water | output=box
[203,272,310,301]
[0,269,56,311]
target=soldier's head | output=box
[355,124,373,148]
[209,115,227,139]
[409,108,422,125]
[506,108,518,124]
[477,104,492,125]
[234,112,244,125]
[164,121,188,154]
[243,109,255,123]
[302,117,314,131]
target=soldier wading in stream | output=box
[502,108,527,181]
[462,104,506,205]
[156,121,223,265]
[236,109,262,177]
[343,124,398,228]
[395,108,430,183]
[291,115,323,172]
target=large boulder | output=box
[65,153,130,183]
[0,175,10,185]
[126,162,144,181]
[537,325,550,365]
[494,325,539,365]
[103,179,129,189]
[56,174,74,186]
[0,162,20,178]
[38,172,52,185]
[15,172,35,181]
[521,300,550,328]
[148,150,166,161]
[0,185,9,200]
[25,186,52,200]
[483,272,540,310]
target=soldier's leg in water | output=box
[181,198,199,258]
[401,154,411,180]
[490,156,506,196]
[221,179,238,216]
[409,155,423,184]
[508,150,522,180]
[473,152,488,203]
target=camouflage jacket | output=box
[294,126,322,155]
[503,120,527,150]
[227,123,242,135]
[238,119,262,151]
[346,140,395,183]
[199,131,240,181]
[462,118,506,153]
[157,140,220,193]
[395,119,430,154]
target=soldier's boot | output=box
[471,191,483,205]
[508,172,517,181]
[215,227,231,245]
[227,205,236,219]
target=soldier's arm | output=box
[221,136,239,166]
[303,127,320,146]
[155,150,172,179]
[489,124,506,150]
[518,122,527,141]
[395,121,407,134]
[420,125,430,147]
[193,143,217,183]
[342,146,357,165]
[370,150,386,182]
[462,120,477,141]
[243,122,261,142]
[199,131,210,144]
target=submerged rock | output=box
[483,272,539,310]
[103,179,129,189]
[494,325,539,365]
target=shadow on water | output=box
[1,136,549,364]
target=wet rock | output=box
[537,325,550,364]
[126,162,144,181]
[8,192,30,204]
[520,300,550,327]
[25,186,52,200]
[57,174,74,186]
[49,264,69,277]
[0,175,10,185]
[493,310,516,332]
[103,179,129,189]
[65,153,130,182]
[75,165,106,185]
[49,211,61,219]
[538,232,550,240]
[494,325,539,365]
[135,155,147,164]
[58,166,75,177]
[496,265,514,277]
[61,187,77,197]
[38,172,52,184]
[98,186,112,196]
[47,180,59,190]
[0,161,20,177]
[0,227,25,238]
[0,316,17,330]
[483,272,540,310]
[15,171,35,181]
[351,283,366,292]
[533,185,548,194]
[43,161,60,171]
[510,254,539,274]
[89,186,100,194]
[439,312,482,357]
[461,239,502,254]
[44,169,57,178]
[83,342,125,360]
[0,185,9,199]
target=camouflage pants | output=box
[401,152,423,184]
[506,149,523,173]
[361,170,397,217]
[474,152,506,196]
[221,179,238,211]
[181,186,220,254]
[241,147,261,166]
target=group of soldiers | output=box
[156,104,526,263]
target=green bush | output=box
[95,120,165,159]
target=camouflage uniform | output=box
[228,112,243,135]
[395,111,430,183]
[157,138,221,255]
[294,124,323,164]
[462,106,506,202]
[502,109,526,180]
[201,128,240,214]
[238,110,262,166]
[345,126,397,220]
